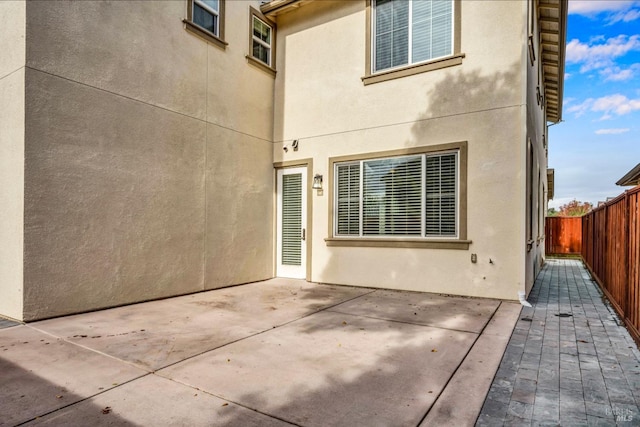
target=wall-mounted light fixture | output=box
[292,139,299,151]
[312,174,323,190]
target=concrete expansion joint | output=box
[25,323,150,373]
[149,288,377,374]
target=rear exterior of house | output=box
[0,0,566,321]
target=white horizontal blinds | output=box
[281,173,302,265]
[375,0,409,71]
[375,0,453,72]
[334,151,458,238]
[412,0,433,62]
[194,0,219,35]
[412,0,453,63]
[336,163,360,236]
[253,17,272,65]
[363,156,422,236]
[430,0,453,59]
[425,153,457,236]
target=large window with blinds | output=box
[334,151,458,239]
[373,0,454,73]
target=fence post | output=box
[625,191,630,320]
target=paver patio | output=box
[477,259,640,426]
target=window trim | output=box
[184,0,227,49]
[363,0,463,86]
[326,141,469,249]
[246,7,277,76]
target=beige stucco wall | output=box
[272,0,528,299]
[525,0,550,295]
[0,1,26,320]
[20,0,274,320]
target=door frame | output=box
[274,159,313,281]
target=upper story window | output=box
[364,0,461,85]
[246,7,276,75]
[194,0,220,36]
[184,0,226,48]
[373,0,453,73]
[252,15,273,66]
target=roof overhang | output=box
[616,163,640,186]
[538,0,568,123]
[260,0,313,18]
[262,0,568,123]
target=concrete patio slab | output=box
[421,301,521,426]
[1,279,523,426]
[31,279,371,371]
[0,326,146,426]
[24,374,293,427]
[159,310,479,427]
[328,289,501,333]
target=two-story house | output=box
[0,0,566,321]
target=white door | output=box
[276,167,307,279]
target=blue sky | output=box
[548,0,640,209]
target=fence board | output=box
[581,185,640,346]
[545,216,582,255]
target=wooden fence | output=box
[581,185,640,346]
[545,216,582,255]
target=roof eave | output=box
[616,163,640,186]
[539,0,568,124]
[260,0,312,17]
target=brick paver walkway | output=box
[477,259,640,426]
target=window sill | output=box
[362,53,465,86]
[325,237,471,250]
[245,55,276,77]
[183,19,227,49]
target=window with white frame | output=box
[192,0,221,37]
[184,0,226,48]
[373,0,454,73]
[252,15,273,66]
[334,151,458,238]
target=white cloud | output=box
[569,1,640,15]
[566,35,640,68]
[568,94,640,119]
[570,1,640,24]
[566,99,592,117]
[608,8,640,23]
[600,63,640,81]
[593,94,640,114]
[566,36,640,80]
[595,128,630,134]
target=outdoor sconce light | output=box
[312,174,323,190]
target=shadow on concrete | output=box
[0,356,134,427]
[160,286,496,427]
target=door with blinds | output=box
[276,167,307,279]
